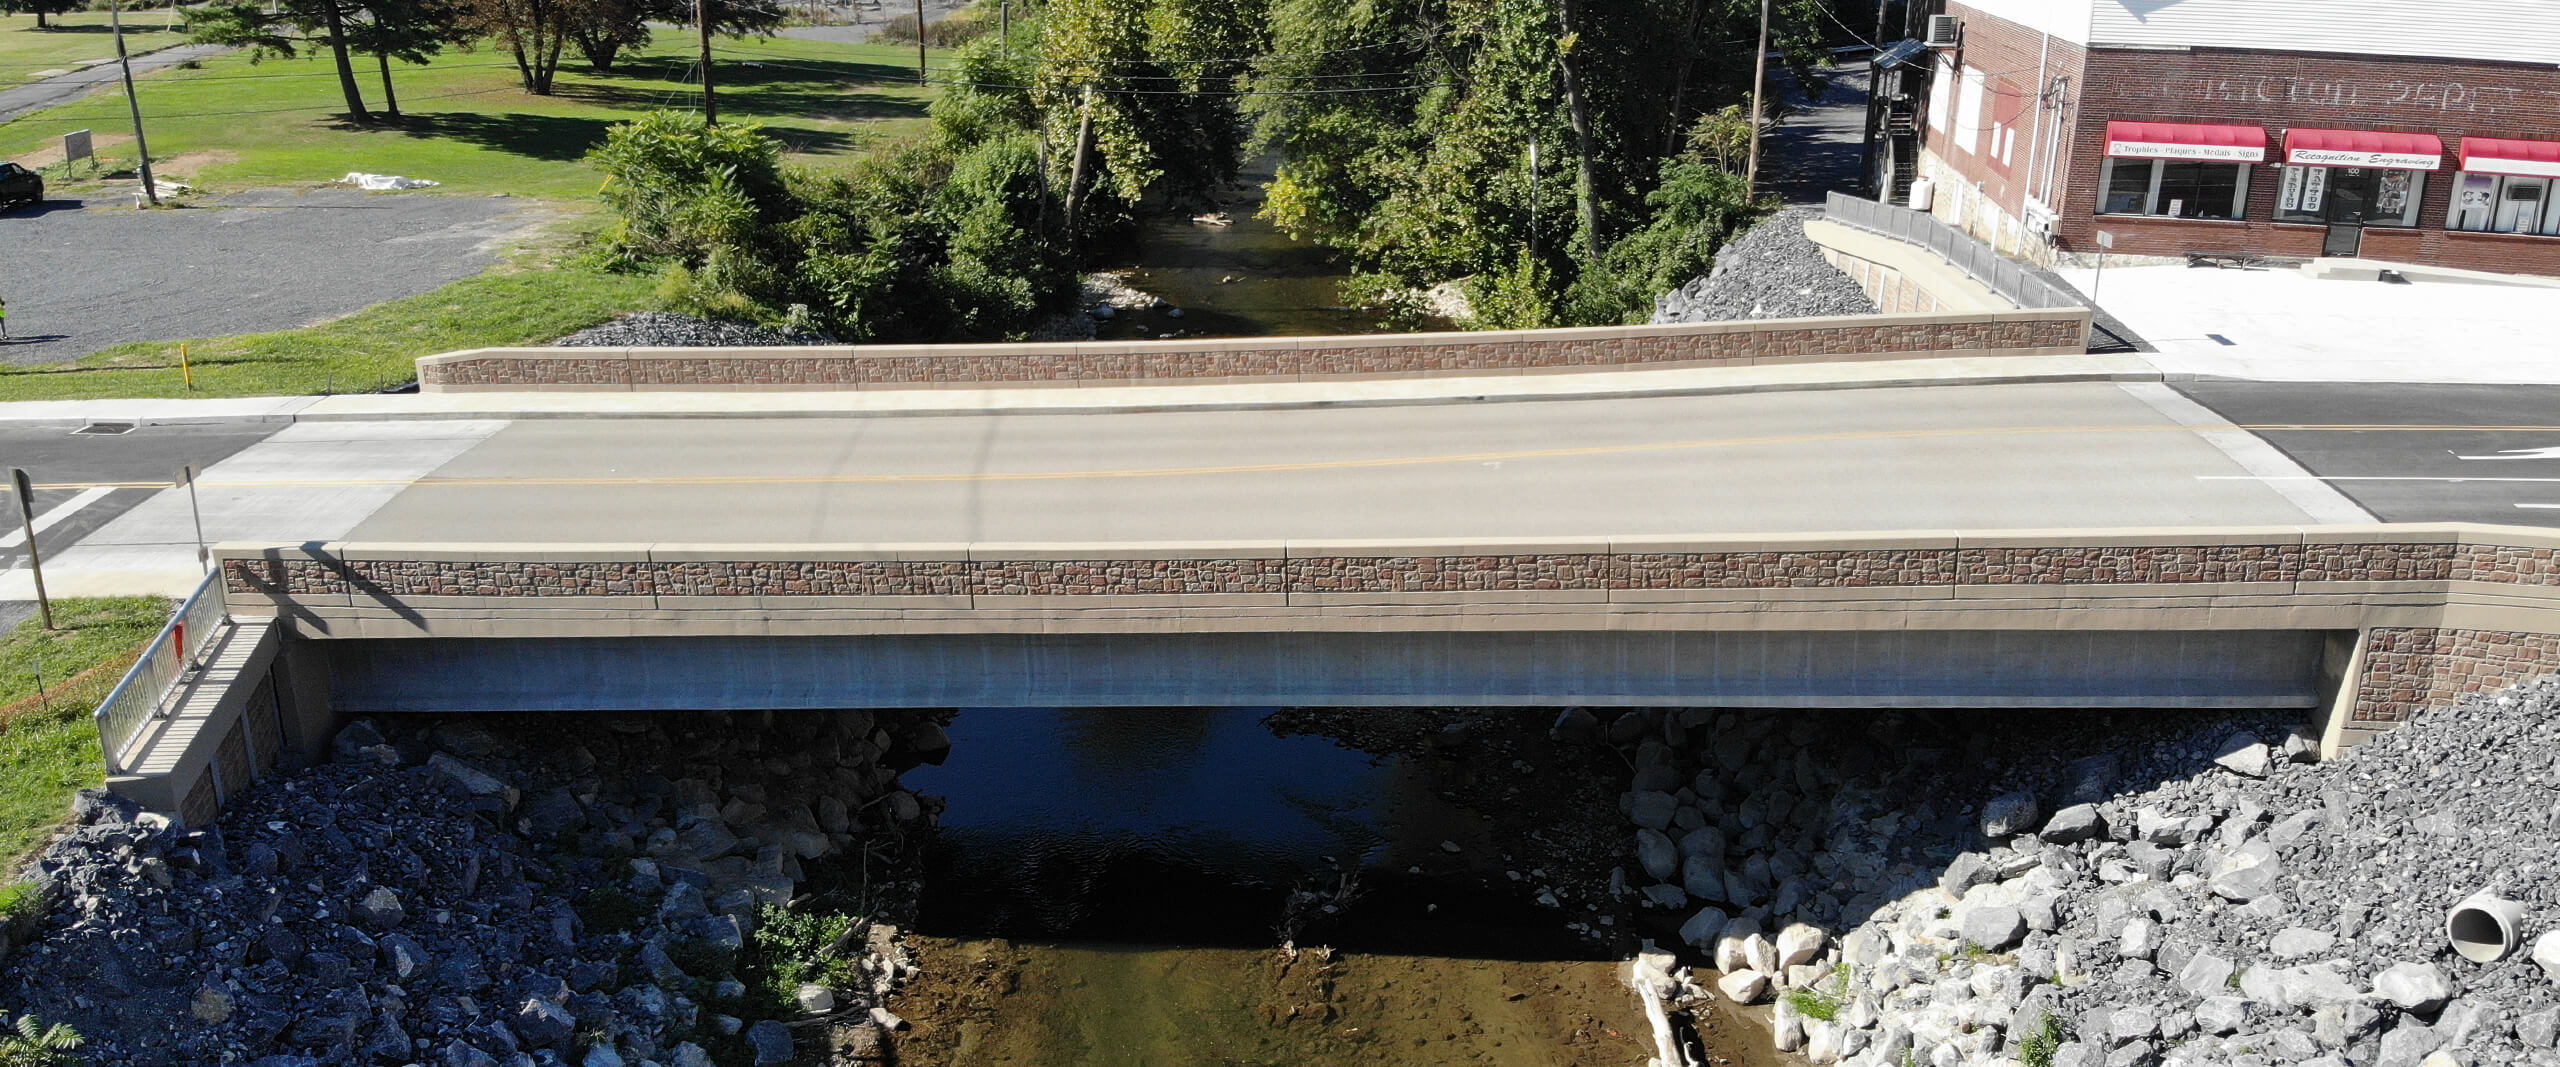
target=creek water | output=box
[889,708,1720,1067]
[1094,161,1404,340]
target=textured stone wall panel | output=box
[2353,627,2560,726]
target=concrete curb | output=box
[0,355,2164,429]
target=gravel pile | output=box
[554,312,832,348]
[2,709,949,1067]
[1650,208,1877,324]
[1588,676,2560,1067]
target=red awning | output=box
[2460,137,2560,179]
[2284,128,2445,170]
[2104,121,2266,163]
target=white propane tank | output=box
[1907,177,1936,212]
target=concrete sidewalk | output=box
[0,354,2163,427]
[2060,261,2560,384]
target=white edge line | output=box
[2114,382,2375,524]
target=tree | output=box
[186,0,377,122]
[456,0,574,94]
[16,0,80,31]
[344,0,467,117]
[567,0,786,74]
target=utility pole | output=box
[697,0,718,124]
[110,0,158,206]
[1744,0,1771,197]
[914,0,927,84]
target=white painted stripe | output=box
[2199,476,2560,483]
[2118,384,2373,524]
[2520,503,2560,510]
[0,486,116,551]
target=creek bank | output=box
[0,709,950,1067]
[1594,680,2560,1067]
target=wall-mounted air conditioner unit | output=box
[1924,14,1962,47]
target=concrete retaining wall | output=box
[412,310,2093,393]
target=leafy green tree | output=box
[567,0,785,74]
[185,0,380,122]
[15,0,81,31]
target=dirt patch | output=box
[148,149,238,179]
[12,131,132,169]
[888,937,1659,1067]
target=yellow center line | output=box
[19,421,2560,492]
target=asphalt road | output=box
[0,379,2555,604]
[2172,381,2560,525]
[0,419,278,626]
[0,43,229,123]
[0,187,539,365]
[340,383,2333,542]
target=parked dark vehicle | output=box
[0,162,43,207]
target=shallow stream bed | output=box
[885,708,1779,1065]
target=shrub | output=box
[0,1015,82,1067]
[746,904,864,1015]
[2018,1013,2071,1067]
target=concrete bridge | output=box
[112,522,2560,825]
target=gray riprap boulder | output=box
[2377,1021,2443,1067]
[2534,930,2560,983]
[746,1020,795,1065]
[1635,829,1679,882]
[2211,732,2272,777]
[1716,969,1771,1004]
[2374,962,2453,1013]
[1682,854,1725,901]
[353,886,404,931]
[2194,997,2247,1036]
[1777,923,1827,968]
[2175,950,2234,997]
[2042,804,2105,844]
[2272,927,2336,960]
[1641,883,1688,909]
[2520,1006,2560,1048]
[1677,825,1725,861]
[1680,906,1730,949]
[2107,1007,2159,1045]
[1941,852,1994,896]
[1628,791,1677,831]
[661,881,709,923]
[512,997,574,1049]
[1963,906,2027,952]
[1982,790,2041,838]
[428,752,521,811]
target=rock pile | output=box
[1,709,949,1067]
[1590,676,2560,1067]
[554,312,831,348]
[1649,208,1877,324]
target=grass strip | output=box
[0,261,660,400]
[0,597,170,869]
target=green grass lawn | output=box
[0,255,662,399]
[0,34,943,398]
[0,597,171,868]
[0,10,189,84]
[0,34,939,198]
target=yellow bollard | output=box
[180,342,192,389]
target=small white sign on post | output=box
[2092,230,2115,305]
[2096,230,2115,249]
[62,129,92,172]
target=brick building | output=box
[1870,0,2560,275]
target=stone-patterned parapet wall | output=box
[413,310,2092,393]
[214,526,2560,740]
[216,535,2560,600]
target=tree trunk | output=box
[1554,0,1604,259]
[1662,0,1700,156]
[316,0,372,122]
[1061,86,1096,237]
[375,51,400,118]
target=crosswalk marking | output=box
[0,486,117,552]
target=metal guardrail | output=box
[1822,191,2083,310]
[94,570,229,776]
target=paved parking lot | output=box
[0,185,540,364]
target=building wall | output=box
[1921,2,2091,258]
[2086,0,2560,66]
[2051,47,2560,274]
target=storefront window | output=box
[2097,158,2249,219]
[2276,165,2427,227]
[2447,171,2560,236]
